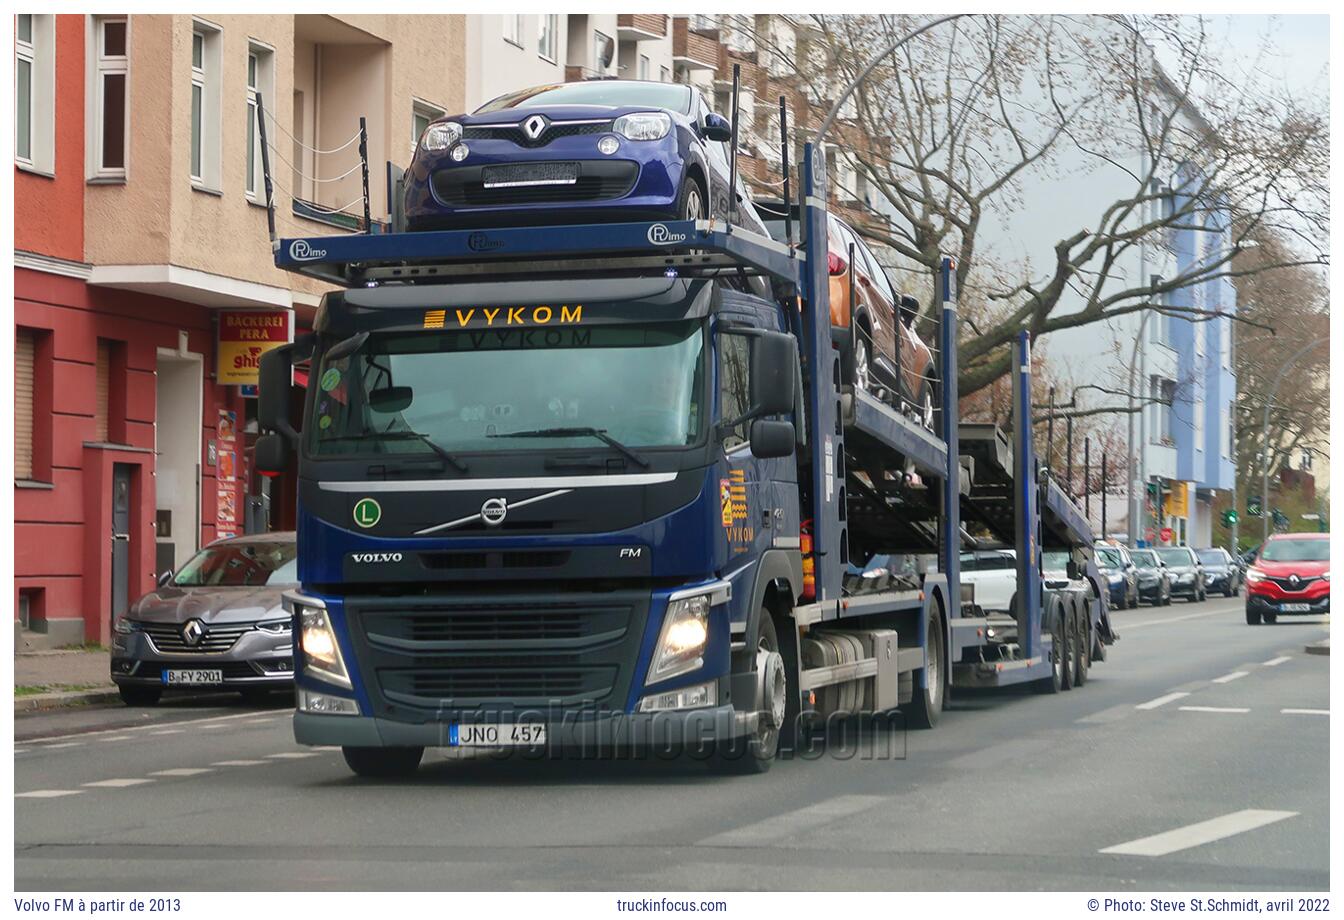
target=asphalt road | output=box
[14,595,1329,891]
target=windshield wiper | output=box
[487,426,649,469]
[319,431,468,472]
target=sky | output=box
[1160,14,1330,101]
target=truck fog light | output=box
[638,681,717,712]
[597,135,619,155]
[298,688,359,716]
[450,143,470,162]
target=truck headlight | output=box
[420,121,462,152]
[295,602,351,690]
[613,112,671,141]
[648,593,712,683]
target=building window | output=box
[15,14,53,173]
[91,16,129,178]
[1147,275,1169,347]
[15,328,36,480]
[1193,381,1204,446]
[660,65,671,83]
[593,31,613,74]
[1220,317,1231,369]
[1195,316,1206,357]
[189,21,222,191]
[411,98,445,157]
[1151,376,1175,446]
[538,14,558,62]
[638,54,650,80]
[245,42,274,200]
[503,14,524,47]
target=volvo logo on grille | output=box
[480,497,509,527]
[522,115,548,141]
[181,619,205,647]
[352,552,403,563]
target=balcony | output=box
[617,14,668,41]
[673,18,720,70]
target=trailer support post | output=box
[1013,332,1041,659]
[938,256,962,629]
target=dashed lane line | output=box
[149,729,185,736]
[82,778,155,788]
[39,742,84,750]
[1135,692,1189,711]
[1179,706,1250,714]
[149,768,215,777]
[1122,608,1232,630]
[266,752,321,760]
[98,736,133,742]
[1263,656,1293,666]
[1281,708,1329,716]
[1212,671,1249,684]
[1100,809,1297,857]
[211,759,268,766]
[16,790,84,799]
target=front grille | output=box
[140,622,252,654]
[432,161,638,207]
[346,589,651,717]
[1267,575,1320,592]
[463,120,610,148]
[419,550,570,571]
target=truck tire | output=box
[1059,603,1075,691]
[904,604,945,730]
[1072,598,1089,687]
[118,685,162,707]
[341,746,424,778]
[712,610,788,775]
[1033,603,1064,694]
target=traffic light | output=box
[1222,509,1238,527]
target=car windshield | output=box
[1156,548,1194,566]
[309,320,705,455]
[1260,538,1330,563]
[172,541,297,587]
[1042,551,1069,571]
[476,81,693,115]
[1095,548,1125,568]
[1197,549,1228,565]
[1131,550,1159,567]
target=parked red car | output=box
[1244,533,1330,624]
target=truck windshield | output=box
[308,320,705,456]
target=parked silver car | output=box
[111,533,297,706]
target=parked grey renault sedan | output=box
[111,533,297,706]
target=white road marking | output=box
[83,778,155,788]
[40,742,84,750]
[1123,609,1230,630]
[699,795,887,847]
[1281,708,1329,716]
[266,752,320,759]
[16,790,84,799]
[149,729,185,736]
[99,736,133,742]
[15,749,29,754]
[1212,671,1249,684]
[1135,692,1189,711]
[149,768,214,777]
[18,709,282,745]
[1179,706,1250,714]
[1263,656,1292,667]
[1100,809,1297,857]
[212,759,268,766]
[243,719,277,725]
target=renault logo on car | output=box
[522,114,548,141]
[181,619,205,647]
[1289,574,1301,587]
[481,497,509,527]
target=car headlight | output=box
[613,112,671,141]
[1246,568,1265,584]
[113,617,137,635]
[648,592,717,684]
[420,121,462,152]
[295,601,351,689]
[1107,574,1123,585]
[1322,571,1330,581]
[256,618,292,635]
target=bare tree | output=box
[742,14,1329,397]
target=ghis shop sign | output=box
[217,310,291,386]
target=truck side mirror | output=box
[255,432,290,477]
[749,419,795,459]
[1066,560,1082,580]
[259,346,296,440]
[702,112,732,142]
[749,332,796,417]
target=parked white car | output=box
[960,549,1018,613]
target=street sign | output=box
[1247,495,1263,517]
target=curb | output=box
[1304,640,1329,657]
[14,688,122,713]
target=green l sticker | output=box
[353,497,381,528]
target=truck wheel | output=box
[341,746,424,778]
[1034,604,1064,694]
[118,685,162,707]
[1060,605,1075,691]
[712,610,788,774]
[904,605,945,729]
[1072,599,1089,687]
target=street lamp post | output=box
[1260,339,1327,545]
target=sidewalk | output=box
[14,649,120,712]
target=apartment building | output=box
[13,13,466,646]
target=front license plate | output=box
[1280,603,1311,613]
[163,669,224,685]
[482,162,578,188]
[450,722,547,747]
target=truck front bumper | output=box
[294,703,752,751]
